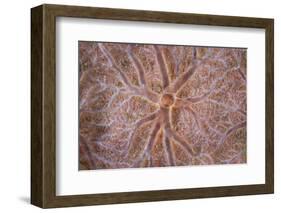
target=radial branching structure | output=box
[79,42,247,170]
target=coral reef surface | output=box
[79,42,247,170]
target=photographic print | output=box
[79,41,247,170]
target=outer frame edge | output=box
[31,3,274,208]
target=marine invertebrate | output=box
[79,41,247,170]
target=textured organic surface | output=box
[79,41,247,170]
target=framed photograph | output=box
[31,4,274,208]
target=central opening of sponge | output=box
[160,94,174,107]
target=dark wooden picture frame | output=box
[31,4,274,208]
